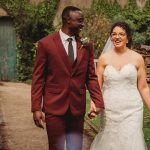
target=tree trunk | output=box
[53,0,92,26]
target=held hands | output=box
[88,100,101,119]
[33,110,45,129]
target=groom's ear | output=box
[66,16,71,24]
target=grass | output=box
[143,106,150,149]
[86,91,150,149]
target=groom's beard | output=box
[70,27,82,37]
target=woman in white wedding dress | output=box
[89,22,150,150]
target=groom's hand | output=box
[33,110,45,129]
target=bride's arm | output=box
[137,55,150,112]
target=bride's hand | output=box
[90,100,96,112]
[88,100,99,119]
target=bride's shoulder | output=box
[131,50,143,60]
[98,53,110,65]
[99,53,106,61]
[100,51,111,58]
[130,50,144,65]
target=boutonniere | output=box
[80,37,90,49]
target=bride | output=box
[89,22,150,150]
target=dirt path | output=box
[0,82,94,150]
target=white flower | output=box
[80,37,90,48]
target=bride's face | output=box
[111,26,128,49]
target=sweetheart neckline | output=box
[104,63,137,73]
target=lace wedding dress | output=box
[90,64,148,150]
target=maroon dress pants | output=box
[45,110,84,150]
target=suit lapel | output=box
[72,37,85,74]
[53,32,72,72]
[53,33,85,74]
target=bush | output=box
[82,9,111,58]
[90,0,150,49]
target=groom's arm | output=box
[31,40,47,128]
[85,41,104,110]
[31,41,46,112]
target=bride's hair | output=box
[110,22,132,48]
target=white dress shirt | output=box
[59,29,77,60]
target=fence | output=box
[143,55,150,82]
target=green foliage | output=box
[0,0,59,81]
[143,106,150,149]
[90,0,150,49]
[82,9,111,58]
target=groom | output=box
[31,6,104,150]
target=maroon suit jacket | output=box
[31,32,104,116]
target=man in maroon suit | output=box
[31,6,104,150]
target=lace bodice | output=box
[102,64,143,123]
[103,64,137,91]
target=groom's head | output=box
[61,6,84,36]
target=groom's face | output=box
[67,11,84,36]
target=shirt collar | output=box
[59,29,75,41]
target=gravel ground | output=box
[0,82,94,150]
